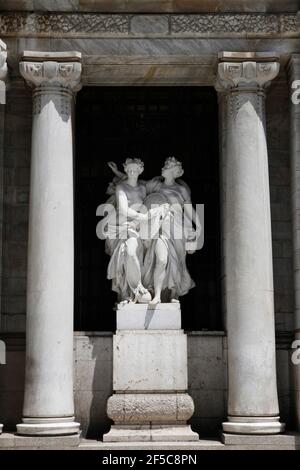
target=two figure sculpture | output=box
[101,157,200,305]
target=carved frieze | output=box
[0,12,298,37]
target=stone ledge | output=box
[0,432,80,448]
[0,433,299,450]
[21,51,82,63]
[221,432,300,447]
[80,439,224,450]
[0,1,298,14]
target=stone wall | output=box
[0,84,31,332]
[267,78,294,332]
[0,333,292,436]
[0,1,298,13]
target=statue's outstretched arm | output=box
[107,161,126,179]
[106,162,127,196]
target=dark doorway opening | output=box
[74,86,221,331]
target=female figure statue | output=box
[142,157,198,304]
[104,158,152,304]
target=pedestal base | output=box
[107,393,194,423]
[106,303,199,441]
[223,416,285,434]
[17,417,80,436]
[103,424,199,443]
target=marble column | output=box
[287,54,300,430]
[17,52,82,435]
[216,52,285,434]
[0,39,8,436]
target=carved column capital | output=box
[215,52,280,92]
[0,39,8,104]
[19,51,82,92]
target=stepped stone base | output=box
[103,424,199,442]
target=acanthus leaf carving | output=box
[217,61,280,91]
[19,60,82,91]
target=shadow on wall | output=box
[0,334,25,432]
[74,333,113,439]
[187,333,227,437]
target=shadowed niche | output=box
[74,86,221,332]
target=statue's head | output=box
[123,158,144,178]
[162,157,184,179]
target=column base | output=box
[103,424,199,442]
[17,417,80,436]
[222,416,285,434]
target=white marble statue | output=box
[104,158,152,304]
[104,157,199,304]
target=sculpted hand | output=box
[107,161,117,171]
[137,212,148,222]
[160,203,170,217]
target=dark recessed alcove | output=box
[74,86,221,331]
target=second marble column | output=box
[216,52,285,434]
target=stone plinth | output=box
[117,303,181,329]
[104,303,198,442]
[113,330,187,391]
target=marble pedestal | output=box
[103,303,198,442]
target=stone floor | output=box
[0,433,299,450]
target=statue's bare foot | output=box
[119,298,135,307]
[134,284,152,304]
[171,298,180,303]
[136,291,152,303]
[150,296,161,305]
